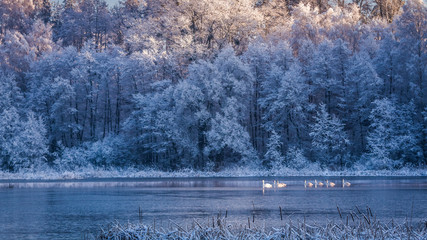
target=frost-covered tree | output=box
[372,0,404,22]
[267,62,311,148]
[0,72,23,112]
[124,81,179,168]
[0,30,31,76]
[345,51,383,153]
[310,104,349,169]
[366,98,422,169]
[0,0,35,37]
[26,20,55,57]
[290,3,320,51]
[243,41,273,154]
[206,98,256,168]
[263,131,284,169]
[13,112,49,169]
[34,0,52,23]
[0,107,22,170]
[366,98,400,169]
[374,32,404,98]
[395,0,427,108]
[309,40,343,114]
[0,107,48,171]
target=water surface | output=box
[0,176,426,239]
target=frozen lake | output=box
[0,176,426,239]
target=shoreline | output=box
[1,166,426,180]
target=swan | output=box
[315,180,323,188]
[325,180,335,187]
[262,180,273,188]
[277,182,287,188]
[342,179,351,187]
[305,180,313,188]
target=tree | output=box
[13,112,49,169]
[309,103,349,169]
[56,0,112,50]
[395,0,427,108]
[0,30,32,85]
[372,0,404,22]
[374,32,404,98]
[0,71,23,112]
[0,107,21,170]
[34,0,52,23]
[26,20,55,57]
[206,98,256,168]
[267,62,311,148]
[309,40,345,115]
[290,3,320,51]
[322,5,362,51]
[366,98,422,169]
[366,98,400,169]
[263,130,284,169]
[243,41,273,155]
[0,0,35,37]
[345,51,383,154]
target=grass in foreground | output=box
[97,208,427,240]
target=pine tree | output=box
[309,104,349,169]
[263,130,284,169]
[366,98,403,169]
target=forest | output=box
[0,0,426,174]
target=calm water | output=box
[0,176,426,239]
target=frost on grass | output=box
[97,213,427,240]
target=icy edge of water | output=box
[0,166,426,180]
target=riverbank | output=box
[1,165,426,180]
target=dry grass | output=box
[97,207,427,240]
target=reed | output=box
[97,207,427,240]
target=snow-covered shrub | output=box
[56,135,132,170]
[55,145,91,171]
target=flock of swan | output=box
[262,179,351,189]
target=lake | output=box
[0,176,426,239]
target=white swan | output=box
[263,180,273,188]
[305,180,313,188]
[326,180,335,187]
[342,179,351,187]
